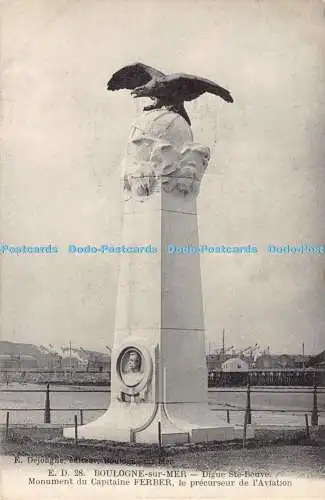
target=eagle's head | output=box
[131,79,156,98]
[107,74,123,90]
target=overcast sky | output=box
[1,0,325,354]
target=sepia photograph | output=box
[1,0,325,498]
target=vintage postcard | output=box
[1,0,325,498]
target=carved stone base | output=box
[64,400,252,444]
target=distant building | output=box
[61,356,80,369]
[206,354,222,371]
[255,354,281,370]
[0,354,38,371]
[221,357,249,372]
[87,353,110,373]
[278,354,295,369]
[305,350,325,369]
[0,355,18,370]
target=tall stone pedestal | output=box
[64,109,251,444]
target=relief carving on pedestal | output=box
[123,138,210,201]
[123,159,157,199]
[155,141,210,197]
[116,344,153,404]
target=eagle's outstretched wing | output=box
[107,62,165,91]
[162,73,234,103]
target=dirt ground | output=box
[1,438,325,478]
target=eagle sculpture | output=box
[107,62,233,125]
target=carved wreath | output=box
[123,139,210,200]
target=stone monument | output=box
[64,106,253,444]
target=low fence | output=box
[1,383,324,428]
[1,384,325,448]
